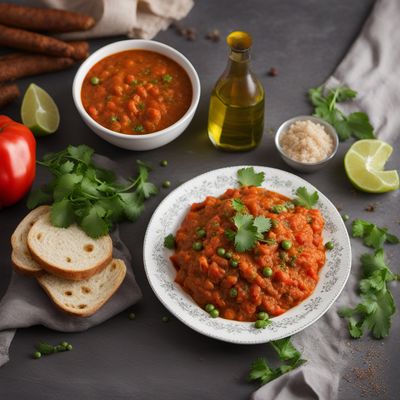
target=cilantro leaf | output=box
[231,198,245,213]
[51,199,75,228]
[253,216,271,238]
[164,234,175,249]
[270,338,301,362]
[237,167,265,187]
[233,214,258,252]
[293,187,319,209]
[53,173,83,202]
[351,219,399,249]
[248,358,277,385]
[80,208,109,238]
[347,112,374,140]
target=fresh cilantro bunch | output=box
[249,337,306,385]
[27,145,157,238]
[339,219,399,339]
[308,85,375,141]
[339,249,399,338]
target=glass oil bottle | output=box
[208,31,265,151]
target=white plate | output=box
[143,166,351,344]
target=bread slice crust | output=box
[37,259,127,317]
[11,205,50,276]
[27,212,113,281]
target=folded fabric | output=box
[0,155,143,368]
[254,1,399,398]
[36,0,194,40]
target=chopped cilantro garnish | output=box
[133,124,144,132]
[162,74,173,83]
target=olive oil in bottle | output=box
[208,31,265,151]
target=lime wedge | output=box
[344,139,399,193]
[21,83,60,136]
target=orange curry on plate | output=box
[81,50,192,135]
[170,186,326,322]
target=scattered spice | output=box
[267,67,278,77]
[172,23,197,41]
[205,29,220,42]
[364,203,377,212]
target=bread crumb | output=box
[280,120,334,163]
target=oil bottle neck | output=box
[227,49,251,75]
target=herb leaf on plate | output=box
[237,167,265,187]
[293,187,319,209]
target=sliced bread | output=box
[37,258,126,317]
[27,211,113,280]
[11,205,50,276]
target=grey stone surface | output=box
[1,0,398,399]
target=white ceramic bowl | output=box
[275,115,339,173]
[72,40,201,151]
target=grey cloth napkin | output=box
[0,155,142,368]
[253,0,399,398]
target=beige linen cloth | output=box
[38,0,194,39]
[253,0,399,399]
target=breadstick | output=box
[69,41,90,61]
[0,3,95,33]
[0,53,74,82]
[0,82,19,108]
[0,24,74,57]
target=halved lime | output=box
[21,83,60,136]
[344,139,399,193]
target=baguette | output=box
[11,206,49,276]
[27,211,113,280]
[37,259,126,317]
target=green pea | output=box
[160,160,168,167]
[196,228,206,238]
[262,267,273,277]
[342,214,349,222]
[257,312,269,321]
[162,180,171,188]
[254,320,268,329]
[128,312,136,320]
[60,341,68,348]
[162,316,170,323]
[224,251,233,259]
[205,304,215,312]
[66,344,73,351]
[210,309,219,318]
[192,242,203,251]
[33,351,42,359]
[230,259,239,268]
[217,247,226,257]
[54,345,64,353]
[229,288,238,298]
[90,76,100,85]
[325,241,334,250]
[281,240,292,250]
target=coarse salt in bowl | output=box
[275,115,339,173]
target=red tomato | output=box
[0,115,36,208]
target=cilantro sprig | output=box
[308,85,375,141]
[352,219,399,249]
[27,145,157,238]
[249,337,306,385]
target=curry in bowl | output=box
[81,50,192,135]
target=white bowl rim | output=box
[72,39,201,141]
[275,115,339,166]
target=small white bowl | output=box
[275,115,339,173]
[72,40,201,151]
